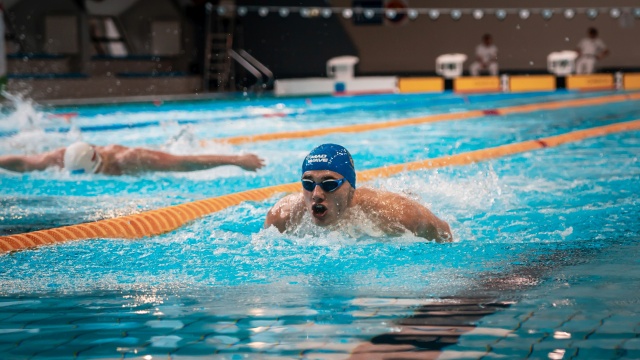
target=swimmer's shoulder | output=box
[272,193,304,216]
[352,186,394,209]
[94,145,129,175]
[265,193,304,231]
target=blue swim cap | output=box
[301,144,356,189]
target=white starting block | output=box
[435,53,467,79]
[326,55,359,81]
[547,51,578,76]
[275,54,396,96]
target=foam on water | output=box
[0,92,83,153]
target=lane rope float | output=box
[2,119,640,253]
[201,92,640,146]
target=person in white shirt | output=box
[469,34,498,76]
[575,27,609,74]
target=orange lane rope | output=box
[2,119,640,253]
[200,92,640,146]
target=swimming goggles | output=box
[301,178,346,193]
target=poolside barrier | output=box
[508,75,556,93]
[2,119,640,253]
[566,74,615,91]
[624,73,640,90]
[204,92,640,146]
[454,76,501,93]
[398,77,444,93]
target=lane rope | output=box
[2,119,639,253]
[201,92,640,146]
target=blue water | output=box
[0,91,639,359]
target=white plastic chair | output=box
[547,51,578,76]
[326,56,359,80]
[435,53,467,79]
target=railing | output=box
[237,49,274,89]
[228,49,273,91]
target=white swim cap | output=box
[64,142,102,174]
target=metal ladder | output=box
[203,3,273,93]
[203,3,235,92]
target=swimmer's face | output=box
[302,170,354,227]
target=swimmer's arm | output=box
[406,200,453,243]
[264,193,305,232]
[120,148,265,173]
[363,189,453,243]
[0,148,64,172]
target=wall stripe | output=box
[2,120,639,253]
[204,92,640,146]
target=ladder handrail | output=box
[228,49,264,90]
[237,49,274,88]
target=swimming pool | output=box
[0,90,639,359]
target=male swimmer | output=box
[0,141,265,175]
[264,143,452,242]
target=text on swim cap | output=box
[306,154,328,164]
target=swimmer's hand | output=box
[237,154,265,171]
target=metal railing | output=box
[228,49,273,91]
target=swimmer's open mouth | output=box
[312,204,327,217]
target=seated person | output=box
[264,143,452,243]
[469,33,499,76]
[575,27,609,74]
[0,141,265,175]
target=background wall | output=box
[238,0,640,78]
[5,0,640,82]
[119,0,183,55]
[331,0,640,74]
[6,0,81,53]
[238,0,358,78]
[6,0,184,56]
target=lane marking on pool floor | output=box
[2,119,640,253]
[201,92,640,146]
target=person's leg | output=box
[584,58,596,74]
[469,62,480,76]
[575,57,587,74]
[489,62,499,76]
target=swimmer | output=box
[0,141,265,175]
[264,143,452,242]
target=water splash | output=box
[0,91,82,153]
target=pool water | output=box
[0,90,639,359]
